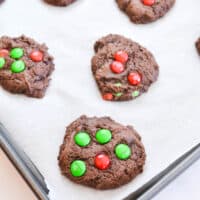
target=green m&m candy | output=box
[11,60,25,73]
[70,160,86,177]
[10,48,24,59]
[115,92,123,97]
[96,129,112,144]
[114,82,122,87]
[74,132,91,147]
[0,57,5,69]
[115,144,131,160]
[132,90,140,97]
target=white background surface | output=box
[0,0,200,199]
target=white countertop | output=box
[0,149,38,200]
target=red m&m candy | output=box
[0,49,9,57]
[128,72,141,86]
[103,93,113,101]
[142,0,155,6]
[110,61,125,74]
[114,51,128,64]
[30,50,44,62]
[94,153,110,170]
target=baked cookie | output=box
[195,38,200,55]
[43,0,76,6]
[58,115,146,190]
[116,0,175,24]
[91,34,159,101]
[0,35,54,98]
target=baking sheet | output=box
[0,0,199,199]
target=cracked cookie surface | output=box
[91,34,159,101]
[116,0,175,24]
[0,35,54,98]
[58,115,146,189]
[196,38,200,55]
[43,0,76,6]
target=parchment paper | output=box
[0,0,199,199]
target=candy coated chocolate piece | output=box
[30,50,44,62]
[10,48,24,59]
[128,72,141,86]
[115,92,122,97]
[110,61,125,74]
[132,90,140,97]
[114,50,128,64]
[114,82,122,87]
[0,57,5,69]
[94,153,110,170]
[103,93,113,101]
[70,160,86,177]
[74,132,91,147]
[115,144,131,160]
[96,129,112,144]
[142,0,155,6]
[0,49,9,57]
[11,60,25,73]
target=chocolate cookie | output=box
[91,34,159,101]
[116,0,175,24]
[0,35,54,98]
[43,0,76,6]
[195,38,200,55]
[58,115,146,190]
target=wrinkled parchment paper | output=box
[0,0,199,199]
